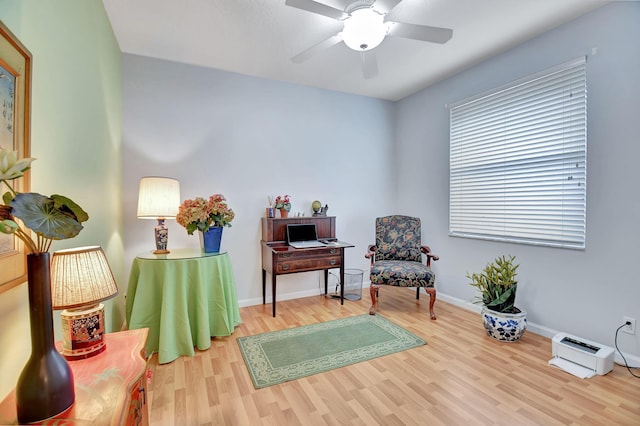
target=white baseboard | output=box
[239,285,640,370]
[238,287,332,308]
[238,279,372,308]
[437,292,640,369]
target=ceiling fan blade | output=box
[373,0,403,14]
[285,0,347,20]
[361,51,378,79]
[387,21,453,44]
[291,33,343,63]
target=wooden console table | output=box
[261,216,354,316]
[0,328,150,425]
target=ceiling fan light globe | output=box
[342,8,387,51]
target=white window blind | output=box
[449,58,587,249]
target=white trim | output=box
[237,284,640,370]
[437,291,640,369]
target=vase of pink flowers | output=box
[274,194,291,218]
[176,194,235,253]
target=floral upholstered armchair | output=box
[365,215,439,319]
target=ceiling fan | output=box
[285,0,453,79]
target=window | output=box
[449,58,587,249]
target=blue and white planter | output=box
[481,306,527,342]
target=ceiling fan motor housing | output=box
[342,8,388,51]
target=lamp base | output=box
[154,217,170,254]
[60,303,106,360]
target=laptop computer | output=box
[286,223,327,249]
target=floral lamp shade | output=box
[50,246,119,359]
[136,176,180,254]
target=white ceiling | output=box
[102,0,609,101]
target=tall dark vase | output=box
[16,252,75,423]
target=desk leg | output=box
[324,270,329,295]
[272,274,277,317]
[262,269,266,305]
[340,249,345,305]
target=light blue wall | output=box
[1,0,632,406]
[0,0,122,399]
[100,0,640,372]
[121,3,639,363]
[121,55,396,304]
[395,2,640,357]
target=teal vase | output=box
[202,226,223,253]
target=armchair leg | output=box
[425,287,437,320]
[369,285,378,315]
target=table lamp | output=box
[51,246,119,359]
[136,176,180,254]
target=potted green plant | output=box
[467,255,527,342]
[273,194,291,218]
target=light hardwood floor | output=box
[146,287,640,425]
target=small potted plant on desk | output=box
[467,255,527,342]
[274,195,291,218]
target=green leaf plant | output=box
[467,255,520,314]
[0,148,88,253]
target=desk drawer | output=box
[276,253,342,274]
[277,248,340,259]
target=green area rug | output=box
[237,314,426,389]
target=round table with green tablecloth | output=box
[126,248,241,364]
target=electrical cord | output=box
[614,323,640,378]
[329,271,340,297]
[320,271,341,297]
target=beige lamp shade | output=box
[137,176,181,219]
[50,246,119,310]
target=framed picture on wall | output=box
[0,21,32,293]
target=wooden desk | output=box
[261,217,354,316]
[0,329,150,426]
[126,249,242,364]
